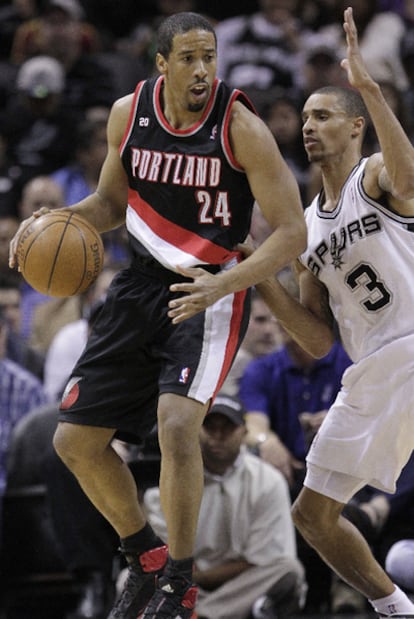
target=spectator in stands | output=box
[10,0,116,117]
[0,272,44,379]
[0,305,49,526]
[14,176,66,342]
[11,0,101,65]
[3,55,80,185]
[143,394,306,619]
[215,0,314,113]
[0,0,39,60]
[264,95,311,203]
[50,114,129,264]
[43,266,118,400]
[0,125,23,218]
[318,0,408,91]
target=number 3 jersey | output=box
[300,158,414,363]
[119,76,256,271]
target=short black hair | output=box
[157,12,216,59]
[313,86,369,123]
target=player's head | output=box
[156,12,216,59]
[302,86,368,163]
[313,86,368,122]
[156,12,217,113]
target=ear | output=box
[156,52,167,76]
[351,116,365,138]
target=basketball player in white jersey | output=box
[171,6,414,618]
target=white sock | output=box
[370,584,414,615]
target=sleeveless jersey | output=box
[300,158,414,363]
[119,76,256,271]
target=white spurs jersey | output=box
[300,158,414,363]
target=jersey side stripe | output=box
[187,287,247,402]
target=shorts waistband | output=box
[130,251,220,284]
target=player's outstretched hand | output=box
[8,206,50,269]
[341,7,373,90]
[168,265,229,324]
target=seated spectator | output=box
[13,176,66,342]
[264,95,311,203]
[17,174,65,219]
[5,400,119,619]
[50,114,130,265]
[43,265,118,400]
[30,263,118,357]
[0,125,23,217]
[0,305,49,526]
[0,0,39,61]
[0,272,44,379]
[51,115,108,204]
[143,394,306,619]
[10,0,101,65]
[10,0,116,118]
[317,0,407,91]
[3,55,80,185]
[219,287,282,397]
[215,0,314,113]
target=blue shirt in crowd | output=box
[239,340,352,461]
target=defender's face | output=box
[157,29,217,113]
[302,93,354,163]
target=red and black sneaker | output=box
[138,575,198,618]
[107,545,168,619]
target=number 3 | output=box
[345,262,392,311]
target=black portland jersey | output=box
[119,76,256,271]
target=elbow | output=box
[288,219,308,260]
[308,336,335,359]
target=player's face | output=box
[157,29,217,114]
[302,93,355,163]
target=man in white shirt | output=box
[144,394,305,619]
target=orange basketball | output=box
[16,211,104,297]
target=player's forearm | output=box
[63,192,126,234]
[257,276,335,358]
[220,221,307,295]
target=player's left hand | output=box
[168,265,228,323]
[341,7,372,89]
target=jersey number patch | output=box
[346,262,392,312]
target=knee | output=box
[291,493,336,545]
[53,422,111,471]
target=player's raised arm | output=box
[342,7,414,207]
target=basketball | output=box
[16,210,104,297]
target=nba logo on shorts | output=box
[179,367,190,384]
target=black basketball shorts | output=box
[59,264,250,443]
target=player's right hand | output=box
[8,206,50,269]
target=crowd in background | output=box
[0,0,414,617]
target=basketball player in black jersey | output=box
[9,11,306,619]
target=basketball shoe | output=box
[107,544,168,619]
[138,574,198,619]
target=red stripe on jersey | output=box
[128,189,238,264]
[213,286,248,398]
